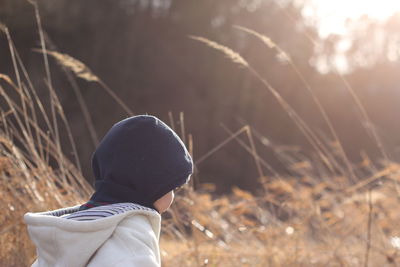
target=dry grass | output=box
[159,174,400,266]
[1,11,400,267]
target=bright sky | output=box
[302,0,400,37]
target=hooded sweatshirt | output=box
[24,203,161,267]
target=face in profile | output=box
[153,190,174,213]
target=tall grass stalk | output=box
[34,49,135,116]
[44,33,100,147]
[31,1,68,183]
[195,126,248,165]
[234,25,356,182]
[190,35,342,177]
[363,188,373,267]
[277,1,391,165]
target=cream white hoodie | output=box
[24,204,161,267]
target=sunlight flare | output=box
[304,0,400,37]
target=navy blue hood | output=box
[89,115,193,210]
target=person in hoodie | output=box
[24,115,193,267]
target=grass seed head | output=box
[189,35,249,68]
[34,49,100,82]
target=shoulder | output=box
[87,213,161,266]
[114,214,160,248]
[115,203,162,239]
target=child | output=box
[24,115,193,267]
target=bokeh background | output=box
[1,0,400,192]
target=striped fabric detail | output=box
[78,200,112,211]
[44,206,81,217]
[60,203,156,221]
